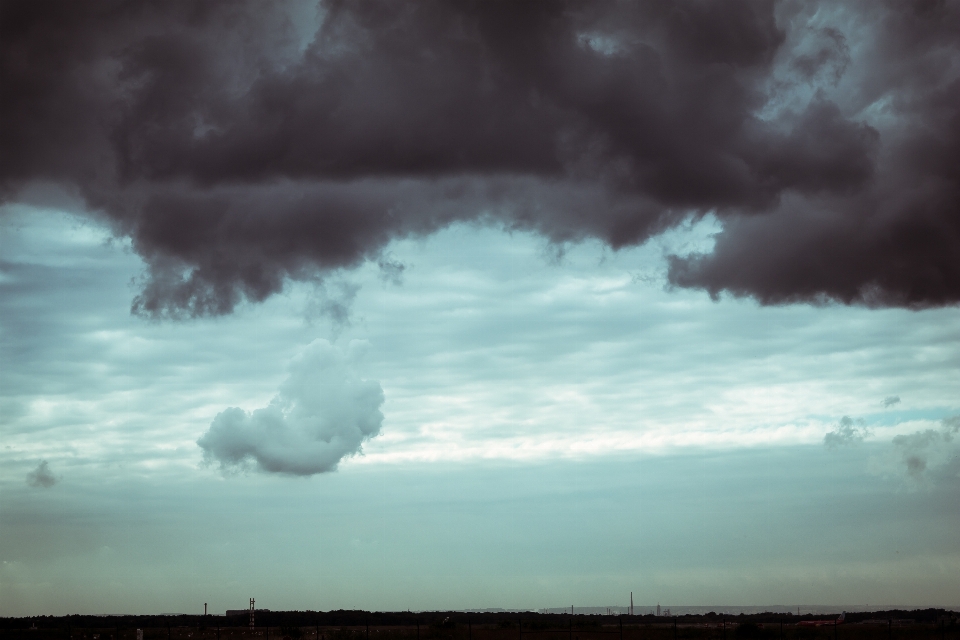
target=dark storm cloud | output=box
[667,1,960,308]
[3,0,959,314]
[197,339,384,475]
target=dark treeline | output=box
[1,610,956,630]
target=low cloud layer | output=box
[197,340,384,475]
[25,460,57,488]
[2,1,959,315]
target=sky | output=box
[2,0,960,616]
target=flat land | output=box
[3,622,956,640]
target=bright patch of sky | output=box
[4,205,958,469]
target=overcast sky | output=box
[2,0,959,616]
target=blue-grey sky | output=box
[2,0,960,617]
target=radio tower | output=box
[250,598,255,629]
[630,593,634,616]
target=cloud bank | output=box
[197,339,384,475]
[3,1,959,315]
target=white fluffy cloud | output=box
[197,340,384,475]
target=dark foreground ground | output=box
[2,611,957,640]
